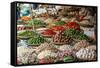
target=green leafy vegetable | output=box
[27,19,46,27]
[18,30,38,38]
[28,36,45,45]
[64,29,89,40]
[54,21,66,26]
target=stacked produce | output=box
[41,29,56,37]
[37,50,58,63]
[76,48,96,61]
[64,22,80,31]
[64,29,89,41]
[28,36,45,46]
[18,30,38,38]
[57,45,75,62]
[17,46,37,64]
[51,26,65,32]
[53,31,72,45]
[17,4,97,65]
[26,19,47,28]
[21,16,32,21]
[54,21,66,26]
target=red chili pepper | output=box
[64,22,80,31]
[42,29,56,35]
[52,26,65,31]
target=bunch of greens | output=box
[27,19,46,27]
[54,21,66,26]
[18,30,38,38]
[64,29,89,40]
[28,36,45,45]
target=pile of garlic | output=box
[76,48,96,60]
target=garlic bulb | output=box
[76,48,96,60]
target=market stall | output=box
[16,3,97,65]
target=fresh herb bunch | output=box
[54,21,66,26]
[64,29,89,40]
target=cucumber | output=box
[63,56,74,62]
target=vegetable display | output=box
[21,16,32,21]
[76,48,96,60]
[18,30,38,38]
[53,31,72,45]
[41,29,56,37]
[16,5,97,65]
[64,29,89,40]
[51,26,65,31]
[54,21,66,26]
[27,19,47,28]
[64,22,80,31]
[28,36,45,45]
